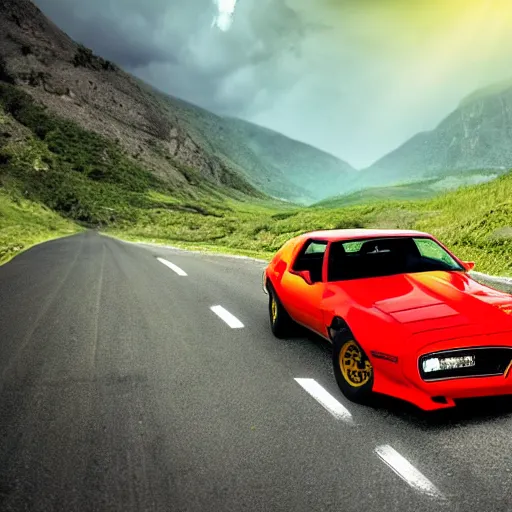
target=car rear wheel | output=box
[332,329,374,404]
[268,287,294,339]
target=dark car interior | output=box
[328,237,462,281]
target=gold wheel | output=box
[339,340,372,388]
[271,295,278,323]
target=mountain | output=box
[141,89,357,203]
[216,118,356,201]
[0,0,355,203]
[357,80,512,188]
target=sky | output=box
[33,0,512,168]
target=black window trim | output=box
[291,238,328,269]
[290,239,329,285]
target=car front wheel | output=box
[332,329,374,404]
[268,287,294,339]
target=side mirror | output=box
[293,270,313,285]
[462,261,475,272]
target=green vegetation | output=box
[0,83,230,225]
[0,188,80,264]
[318,170,506,208]
[316,181,441,207]
[0,82,510,277]
[111,171,512,276]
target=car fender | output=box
[327,306,412,389]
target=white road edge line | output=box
[375,445,445,499]
[294,378,354,424]
[210,305,244,329]
[157,258,188,276]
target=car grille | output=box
[419,347,512,381]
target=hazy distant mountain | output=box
[147,92,358,203]
[0,0,356,204]
[357,80,512,187]
[198,116,357,202]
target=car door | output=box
[280,239,328,334]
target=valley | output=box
[0,0,510,278]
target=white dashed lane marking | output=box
[210,305,244,329]
[295,378,354,424]
[157,258,188,276]
[375,445,445,500]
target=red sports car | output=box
[263,229,512,411]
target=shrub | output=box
[73,44,116,72]
[27,70,47,87]
[72,45,94,68]
[0,84,54,137]
[102,60,116,71]
[0,57,15,84]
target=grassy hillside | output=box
[0,83,256,214]
[0,188,79,263]
[0,83,265,258]
[317,170,504,208]
[110,170,512,277]
[317,180,441,207]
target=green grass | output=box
[316,181,440,207]
[0,188,81,264]
[108,171,512,276]
[0,81,510,277]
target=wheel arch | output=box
[265,274,277,294]
[328,315,353,341]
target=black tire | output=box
[332,329,374,404]
[268,286,294,339]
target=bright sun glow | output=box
[213,0,238,31]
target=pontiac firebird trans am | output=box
[263,229,512,411]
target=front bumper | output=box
[377,331,512,410]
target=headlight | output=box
[422,355,476,373]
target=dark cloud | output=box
[32,0,512,168]
[34,0,312,115]
[33,0,204,67]
[72,16,172,68]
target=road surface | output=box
[1,231,511,512]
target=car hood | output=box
[329,271,512,337]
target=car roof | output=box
[299,228,432,242]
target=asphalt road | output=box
[1,231,512,512]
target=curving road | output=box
[0,231,511,512]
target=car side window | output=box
[304,242,328,255]
[414,238,460,268]
[292,240,327,283]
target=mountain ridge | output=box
[356,80,512,188]
[0,0,356,203]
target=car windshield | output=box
[327,237,463,281]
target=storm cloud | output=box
[33,0,512,168]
